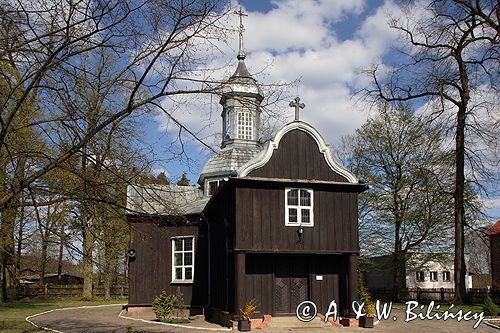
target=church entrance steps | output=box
[267,316,334,330]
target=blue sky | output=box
[144,0,499,221]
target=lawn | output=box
[0,298,126,333]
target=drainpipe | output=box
[201,213,211,315]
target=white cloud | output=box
[154,0,400,164]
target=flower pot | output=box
[359,316,374,328]
[238,318,251,331]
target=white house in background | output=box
[406,253,472,289]
[364,253,473,290]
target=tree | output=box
[342,104,455,298]
[0,0,234,301]
[156,172,170,185]
[176,173,190,186]
[362,0,499,302]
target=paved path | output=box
[28,305,499,333]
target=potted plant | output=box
[358,271,375,328]
[359,302,375,328]
[238,299,259,332]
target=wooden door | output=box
[274,257,308,315]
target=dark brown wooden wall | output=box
[205,187,236,312]
[234,184,359,253]
[243,254,349,316]
[248,130,349,182]
[128,218,208,309]
[491,234,500,291]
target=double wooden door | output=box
[274,257,309,315]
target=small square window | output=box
[442,271,451,281]
[207,180,220,195]
[430,271,438,282]
[416,271,425,282]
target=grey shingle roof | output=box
[220,60,263,99]
[126,184,208,216]
[198,142,263,185]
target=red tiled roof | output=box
[486,220,500,236]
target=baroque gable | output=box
[238,121,358,183]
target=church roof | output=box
[126,184,209,216]
[486,220,500,236]
[198,142,262,185]
[219,60,263,99]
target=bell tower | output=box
[198,8,264,195]
[220,8,263,148]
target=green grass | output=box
[0,298,126,333]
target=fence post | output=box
[417,287,421,302]
[44,284,48,296]
[440,288,444,302]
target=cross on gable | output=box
[289,97,305,121]
[234,7,248,60]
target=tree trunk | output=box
[1,208,18,301]
[0,157,26,301]
[39,243,48,287]
[454,104,467,304]
[16,205,24,275]
[82,221,94,300]
[103,268,113,300]
[57,219,64,283]
[393,224,402,301]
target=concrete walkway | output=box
[27,304,499,333]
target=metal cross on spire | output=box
[234,7,248,60]
[289,97,305,121]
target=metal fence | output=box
[369,288,500,304]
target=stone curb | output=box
[25,304,124,333]
[118,310,233,331]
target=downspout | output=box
[201,213,211,315]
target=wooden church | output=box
[125,14,367,324]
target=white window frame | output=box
[237,111,253,140]
[416,271,425,282]
[285,188,314,227]
[430,271,438,282]
[442,271,451,282]
[171,236,195,284]
[206,179,221,196]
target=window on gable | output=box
[430,271,438,282]
[172,237,194,283]
[237,111,253,140]
[442,271,451,282]
[285,188,313,226]
[416,271,425,282]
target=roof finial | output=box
[234,7,248,60]
[289,97,305,121]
